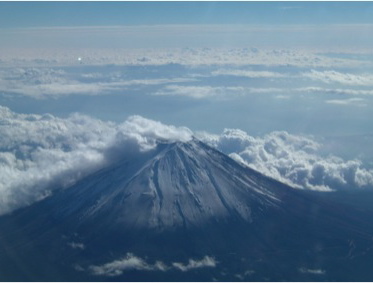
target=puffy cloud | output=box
[113,115,192,153]
[197,129,373,191]
[303,70,373,86]
[0,106,192,215]
[88,253,216,276]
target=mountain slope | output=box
[0,139,373,281]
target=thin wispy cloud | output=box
[154,85,245,99]
[300,86,373,96]
[279,6,301,11]
[211,69,286,78]
[172,256,217,272]
[88,253,216,276]
[299,267,326,275]
[89,253,168,276]
[68,242,85,250]
[326,98,367,106]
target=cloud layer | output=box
[0,67,195,99]
[0,46,363,68]
[1,106,372,215]
[1,49,373,105]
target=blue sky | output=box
[1,2,373,50]
[2,1,373,28]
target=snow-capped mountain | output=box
[0,139,373,281]
[45,139,283,230]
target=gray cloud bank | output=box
[1,106,372,215]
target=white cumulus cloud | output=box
[197,129,373,191]
[0,106,192,215]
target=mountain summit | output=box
[1,139,373,281]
